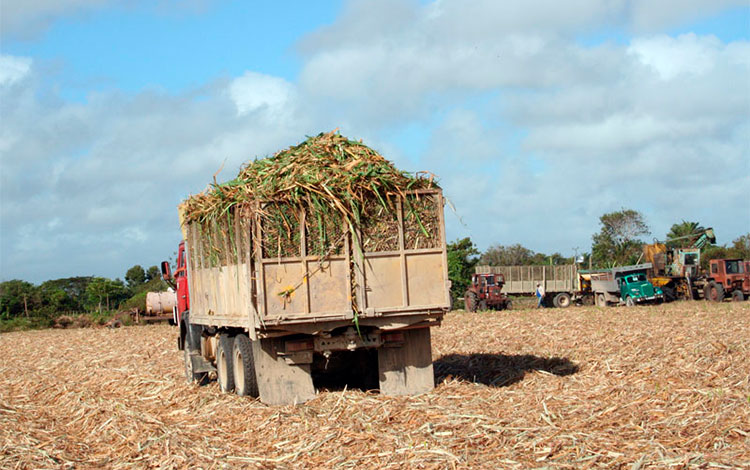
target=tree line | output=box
[448,208,750,303]
[0,264,168,329]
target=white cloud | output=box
[0,68,310,282]
[294,0,750,255]
[0,55,32,87]
[228,71,296,120]
[628,33,721,80]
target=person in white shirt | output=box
[535,282,545,308]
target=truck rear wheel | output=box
[596,293,606,307]
[464,292,477,312]
[233,334,259,397]
[731,290,744,302]
[216,333,235,393]
[704,282,725,302]
[553,293,571,308]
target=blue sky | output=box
[1,0,749,283]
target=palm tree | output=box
[665,221,707,248]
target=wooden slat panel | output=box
[364,256,403,309]
[307,258,350,314]
[263,261,307,317]
[405,253,445,307]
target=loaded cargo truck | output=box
[589,263,664,307]
[475,264,595,308]
[162,132,450,405]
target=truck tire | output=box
[731,290,744,302]
[704,282,725,302]
[625,296,635,307]
[661,286,675,302]
[233,334,259,397]
[596,293,606,307]
[464,292,478,312]
[216,333,235,393]
[553,293,571,308]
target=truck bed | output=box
[184,189,449,336]
[475,265,580,294]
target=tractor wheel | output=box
[625,296,635,307]
[661,286,675,302]
[216,333,235,393]
[704,282,725,302]
[478,299,488,311]
[731,290,745,302]
[464,292,478,312]
[554,293,571,308]
[504,300,513,310]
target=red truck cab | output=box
[161,241,190,324]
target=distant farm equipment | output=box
[704,258,750,302]
[463,273,511,312]
[589,264,663,307]
[475,263,662,308]
[475,264,586,308]
[642,228,716,301]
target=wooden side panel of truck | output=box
[184,189,449,331]
[475,265,581,295]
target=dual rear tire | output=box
[216,334,234,393]
[232,334,259,397]
[215,333,259,397]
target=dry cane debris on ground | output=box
[1,301,749,469]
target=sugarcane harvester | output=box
[642,228,716,301]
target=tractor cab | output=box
[464,273,511,312]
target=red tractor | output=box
[704,258,750,302]
[464,273,512,312]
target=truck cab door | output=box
[175,243,190,318]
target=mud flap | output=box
[252,338,316,405]
[189,353,216,374]
[378,328,434,396]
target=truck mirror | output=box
[161,261,172,280]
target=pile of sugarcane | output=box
[181,130,439,255]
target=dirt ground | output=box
[1,302,748,469]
